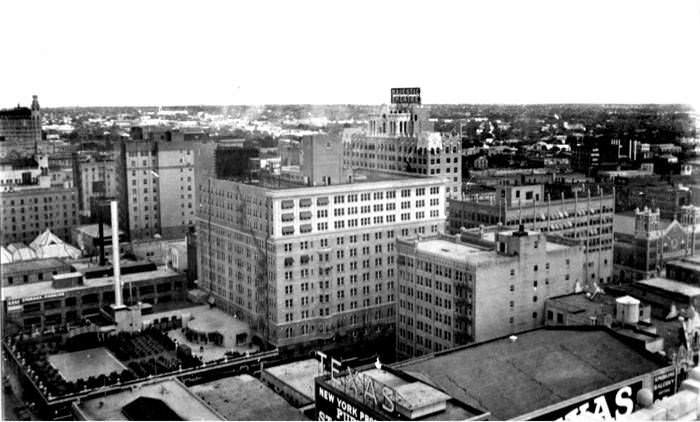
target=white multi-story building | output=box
[396,227,584,359]
[115,140,197,239]
[196,169,446,353]
[342,88,463,198]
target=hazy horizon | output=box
[3,0,699,110]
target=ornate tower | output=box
[634,207,660,238]
[30,95,41,154]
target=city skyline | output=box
[2,0,699,108]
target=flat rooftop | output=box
[230,170,440,192]
[190,374,306,421]
[394,328,665,420]
[263,358,321,403]
[76,379,223,420]
[2,267,180,301]
[415,239,488,261]
[321,367,485,421]
[546,292,617,314]
[2,257,70,274]
[480,230,570,252]
[73,224,122,238]
[634,277,700,297]
[667,256,700,273]
[144,305,257,361]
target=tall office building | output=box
[196,138,447,353]
[342,88,463,198]
[114,140,198,240]
[0,154,79,244]
[0,95,41,159]
[448,184,615,284]
[395,228,584,359]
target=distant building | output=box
[1,155,79,244]
[74,152,117,220]
[342,88,463,197]
[114,140,200,240]
[628,278,700,319]
[0,95,41,158]
[571,138,620,176]
[613,206,700,283]
[301,134,343,185]
[395,228,584,359]
[609,174,693,220]
[448,183,615,284]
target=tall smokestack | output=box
[110,200,123,307]
[98,204,106,266]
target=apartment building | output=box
[448,184,615,284]
[342,88,462,198]
[115,140,198,240]
[196,170,446,353]
[1,155,79,244]
[395,228,584,359]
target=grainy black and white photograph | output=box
[1,0,700,421]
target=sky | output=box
[2,0,699,108]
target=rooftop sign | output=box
[391,88,421,105]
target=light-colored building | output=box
[2,261,187,332]
[448,184,615,284]
[196,169,446,352]
[396,228,584,359]
[115,140,198,240]
[342,88,462,198]
[1,155,79,244]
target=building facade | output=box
[395,228,584,359]
[2,263,187,332]
[74,153,117,220]
[115,140,198,240]
[0,95,41,159]
[614,206,700,283]
[196,172,446,352]
[1,155,79,244]
[448,184,615,284]
[342,88,462,198]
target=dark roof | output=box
[0,157,39,168]
[0,107,32,119]
[122,396,183,421]
[394,328,665,420]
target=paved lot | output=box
[48,347,126,382]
